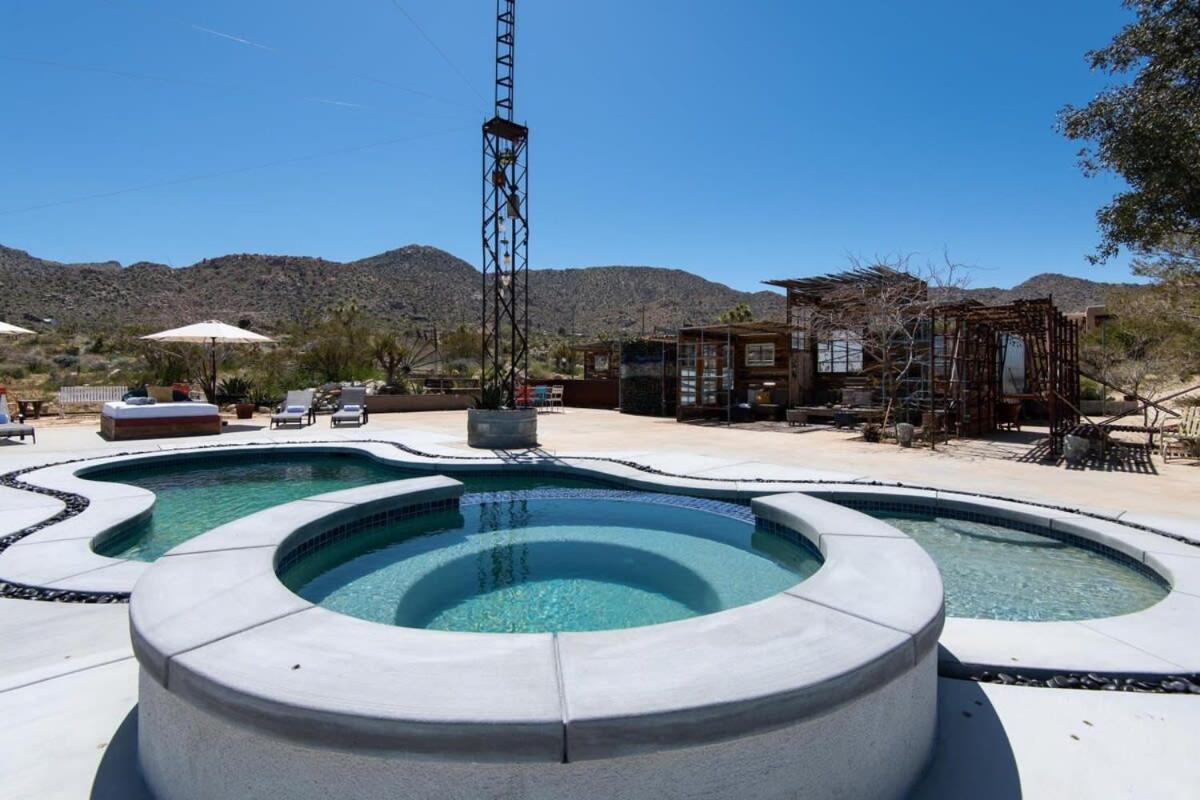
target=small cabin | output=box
[675,322,791,421]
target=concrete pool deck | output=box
[1,409,1199,797]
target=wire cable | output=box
[0,126,472,216]
[387,0,489,111]
[0,53,475,122]
[99,0,481,114]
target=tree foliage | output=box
[718,303,753,324]
[1058,0,1200,262]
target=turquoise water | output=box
[873,511,1168,621]
[89,454,605,561]
[282,497,822,633]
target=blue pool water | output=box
[89,454,605,561]
[281,495,822,633]
[874,511,1167,621]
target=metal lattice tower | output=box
[481,0,529,408]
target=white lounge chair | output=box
[330,387,368,428]
[271,390,314,429]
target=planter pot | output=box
[467,407,538,449]
[896,423,915,448]
[234,403,255,420]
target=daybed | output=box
[100,401,221,441]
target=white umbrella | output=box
[0,321,35,335]
[141,320,273,402]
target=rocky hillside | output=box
[952,273,1132,310]
[0,244,783,334]
[0,242,1124,335]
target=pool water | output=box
[871,511,1168,621]
[90,454,605,561]
[282,496,822,633]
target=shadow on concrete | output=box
[90,706,152,800]
[908,679,1021,799]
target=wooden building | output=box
[572,341,620,380]
[675,322,791,421]
[763,267,1081,454]
[765,267,928,409]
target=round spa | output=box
[130,478,945,800]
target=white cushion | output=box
[102,402,218,420]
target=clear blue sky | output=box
[1,0,1135,292]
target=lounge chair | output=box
[1162,406,1200,462]
[0,393,35,443]
[271,390,314,429]
[548,385,564,412]
[330,387,367,428]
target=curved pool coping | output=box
[131,477,943,799]
[1,440,1198,680]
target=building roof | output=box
[764,266,926,301]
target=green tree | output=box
[301,303,373,383]
[1057,0,1200,263]
[718,303,753,324]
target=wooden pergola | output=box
[928,298,1081,455]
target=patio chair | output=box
[330,387,368,428]
[0,393,35,443]
[548,385,564,413]
[531,385,549,411]
[1162,406,1200,463]
[271,390,314,429]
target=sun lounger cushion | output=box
[102,401,218,420]
[286,405,306,414]
[0,422,34,436]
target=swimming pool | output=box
[872,510,1167,621]
[90,454,605,561]
[83,451,1169,624]
[281,492,823,633]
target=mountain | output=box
[950,273,1133,311]
[0,243,1124,335]
[0,244,783,335]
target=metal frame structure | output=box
[675,322,791,423]
[481,0,529,408]
[927,299,1081,456]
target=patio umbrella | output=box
[141,320,273,402]
[0,321,35,335]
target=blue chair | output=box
[531,385,550,410]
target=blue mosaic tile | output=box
[275,497,459,574]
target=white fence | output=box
[58,385,128,415]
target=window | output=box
[593,354,609,373]
[678,344,697,406]
[745,342,775,367]
[791,329,807,351]
[817,330,863,374]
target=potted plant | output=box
[862,423,882,443]
[467,383,538,449]
[218,377,255,419]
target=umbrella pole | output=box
[210,339,217,404]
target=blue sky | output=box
[0,1,1134,292]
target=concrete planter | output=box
[896,423,915,448]
[366,394,474,414]
[467,407,538,449]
